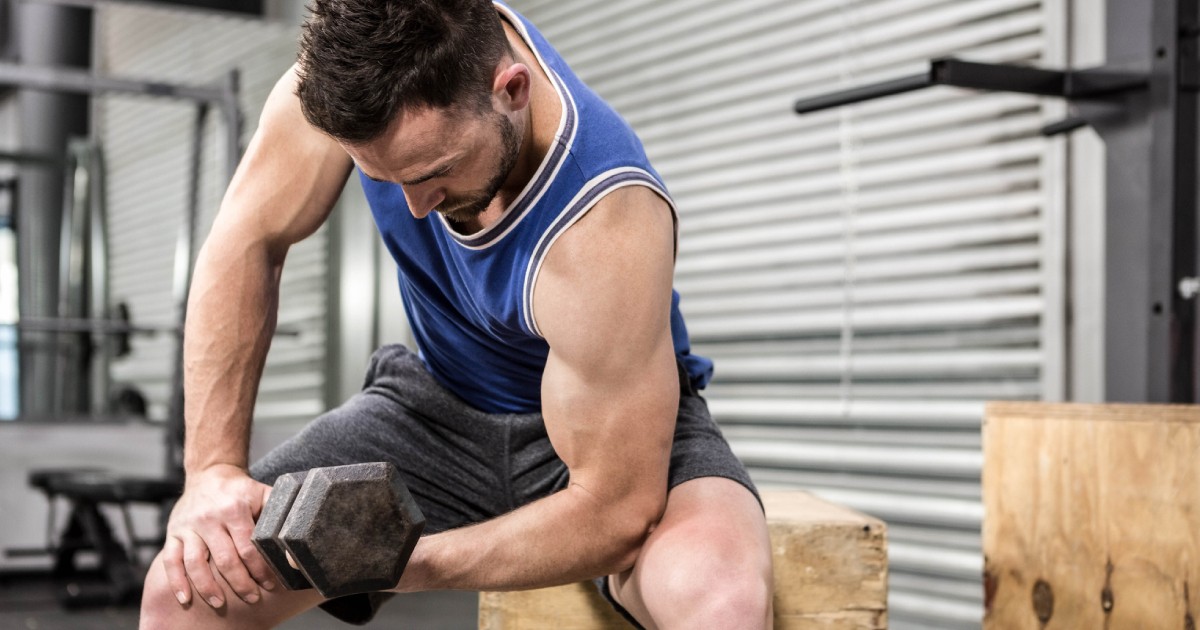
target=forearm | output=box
[181,236,283,475]
[398,483,658,592]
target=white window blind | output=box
[509,0,1063,627]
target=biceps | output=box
[540,336,679,501]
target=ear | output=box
[493,61,532,113]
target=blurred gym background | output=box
[0,0,1178,628]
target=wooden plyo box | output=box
[478,490,887,629]
[983,403,1200,629]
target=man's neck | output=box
[456,18,561,235]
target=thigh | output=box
[666,393,760,504]
[247,345,521,625]
[249,345,510,534]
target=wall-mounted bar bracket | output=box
[794,58,1147,114]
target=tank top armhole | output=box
[521,167,678,339]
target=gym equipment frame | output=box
[0,60,243,476]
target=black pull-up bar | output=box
[793,58,1147,115]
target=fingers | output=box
[207,528,262,605]
[164,474,280,610]
[179,530,225,609]
[162,536,192,605]
[227,518,277,592]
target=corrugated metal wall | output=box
[507,0,1062,627]
[95,5,326,425]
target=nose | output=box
[402,185,445,218]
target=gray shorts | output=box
[249,344,756,626]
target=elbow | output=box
[602,491,667,573]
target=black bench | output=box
[18,468,182,607]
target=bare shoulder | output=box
[254,63,343,158]
[550,184,675,268]
[211,64,352,250]
[532,184,677,363]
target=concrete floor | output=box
[0,575,479,629]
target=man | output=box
[139,1,773,628]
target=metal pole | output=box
[793,72,930,114]
[221,69,243,183]
[0,61,229,104]
[1172,0,1200,402]
[8,318,174,336]
[87,142,110,414]
[1099,0,1175,402]
[53,140,89,413]
[15,2,90,417]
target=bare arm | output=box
[163,65,354,608]
[182,65,351,472]
[397,185,680,591]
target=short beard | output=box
[439,113,522,226]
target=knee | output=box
[654,552,773,629]
[139,552,182,629]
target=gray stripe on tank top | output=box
[450,68,578,249]
[521,170,669,337]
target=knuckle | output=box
[223,569,251,590]
[192,573,215,590]
[248,562,272,581]
[243,553,269,573]
[235,538,258,554]
[199,509,223,524]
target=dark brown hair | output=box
[296,0,511,143]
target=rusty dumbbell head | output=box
[276,462,425,599]
[250,470,313,591]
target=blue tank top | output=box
[359,1,712,413]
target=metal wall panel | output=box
[507,0,1061,626]
[95,5,325,425]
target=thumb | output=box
[254,483,272,520]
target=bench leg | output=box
[52,499,140,606]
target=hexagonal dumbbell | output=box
[250,470,312,591]
[251,462,426,599]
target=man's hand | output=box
[162,464,275,608]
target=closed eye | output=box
[402,163,456,187]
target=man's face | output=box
[345,105,523,227]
